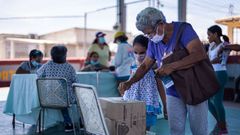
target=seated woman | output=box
[16,49,43,74]
[123,35,167,131]
[37,45,76,132]
[82,51,109,72]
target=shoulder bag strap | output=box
[174,22,187,51]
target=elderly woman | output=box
[37,45,76,132]
[118,7,208,135]
[16,49,43,74]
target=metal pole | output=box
[178,0,187,22]
[117,0,126,32]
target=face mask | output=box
[31,61,40,67]
[151,26,165,44]
[90,60,99,65]
[116,40,121,45]
[98,37,106,44]
[134,53,146,64]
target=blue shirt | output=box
[146,22,198,97]
[114,42,135,77]
[37,60,77,103]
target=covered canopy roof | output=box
[215,16,240,28]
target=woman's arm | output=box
[118,57,155,94]
[224,44,240,51]
[210,57,221,64]
[156,38,208,76]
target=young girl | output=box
[123,35,167,131]
[82,51,108,71]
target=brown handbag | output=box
[162,23,220,105]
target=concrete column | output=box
[0,39,6,59]
[228,26,234,43]
[75,43,81,57]
[38,44,45,56]
[117,0,126,32]
[10,40,15,59]
[83,13,88,57]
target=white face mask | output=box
[134,53,146,65]
[151,34,164,43]
[150,26,165,43]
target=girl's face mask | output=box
[134,53,146,65]
[90,60,99,65]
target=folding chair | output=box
[36,78,76,134]
[73,83,109,135]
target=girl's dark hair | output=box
[116,35,128,43]
[89,51,99,58]
[29,49,43,60]
[208,25,222,37]
[222,35,229,43]
[208,25,230,43]
[133,35,149,49]
[51,45,67,63]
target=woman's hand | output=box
[155,64,174,77]
[118,81,131,96]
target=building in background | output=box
[0,27,134,59]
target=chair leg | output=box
[69,108,76,135]
[12,113,15,129]
[42,108,45,132]
[38,109,42,133]
[76,106,82,132]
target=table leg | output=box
[12,113,15,129]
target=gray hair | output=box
[136,7,166,32]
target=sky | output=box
[0,0,239,42]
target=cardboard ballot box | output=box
[99,97,146,135]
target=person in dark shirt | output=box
[16,49,43,74]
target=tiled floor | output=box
[151,101,240,135]
[0,101,82,135]
[1,87,240,135]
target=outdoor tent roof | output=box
[215,16,240,28]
